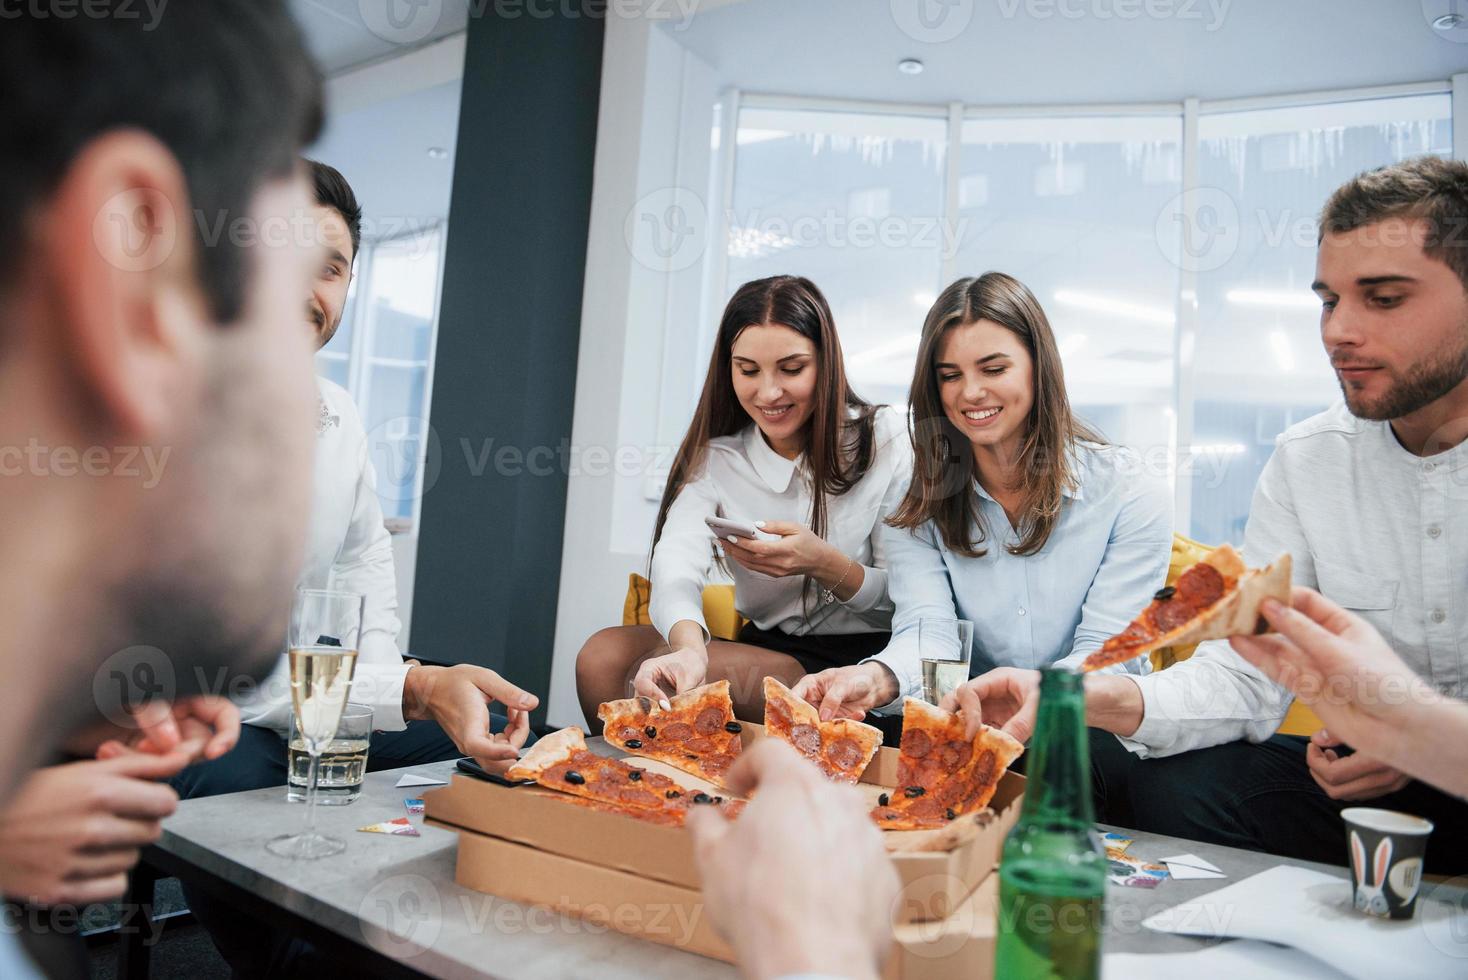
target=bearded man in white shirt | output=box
[954,155,1468,874]
[174,161,537,802]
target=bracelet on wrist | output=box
[821,557,856,605]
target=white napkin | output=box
[1144,865,1468,980]
[1161,852,1226,880]
[395,772,447,788]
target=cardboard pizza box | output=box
[450,823,999,980]
[425,722,1024,926]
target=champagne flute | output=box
[267,589,363,859]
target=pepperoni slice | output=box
[824,737,862,773]
[902,728,933,759]
[660,722,694,742]
[788,724,821,757]
[685,737,714,754]
[1175,562,1225,605]
[694,706,724,735]
[1152,599,1196,632]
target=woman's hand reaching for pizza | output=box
[687,740,897,980]
[792,663,898,722]
[632,621,710,708]
[941,667,1041,743]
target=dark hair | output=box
[307,159,363,263]
[887,272,1104,558]
[0,2,324,323]
[1319,155,1468,291]
[653,276,880,596]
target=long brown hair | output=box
[653,275,879,559]
[887,272,1104,557]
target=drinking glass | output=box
[918,618,974,705]
[288,703,372,805]
[266,589,363,859]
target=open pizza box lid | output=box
[425,721,1024,924]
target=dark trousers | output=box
[172,719,478,978]
[1088,729,1468,875]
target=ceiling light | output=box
[427,147,448,160]
[1052,289,1174,326]
[897,59,924,75]
[1225,288,1318,309]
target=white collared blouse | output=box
[649,405,912,641]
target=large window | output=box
[1186,94,1453,544]
[956,115,1182,458]
[725,108,948,408]
[315,226,445,525]
[702,87,1455,543]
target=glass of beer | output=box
[288,703,371,805]
[919,618,974,705]
[267,589,363,860]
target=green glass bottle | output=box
[994,667,1105,979]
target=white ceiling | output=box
[291,0,470,75]
[666,0,1468,105]
[286,0,1468,242]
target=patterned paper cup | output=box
[1342,807,1434,920]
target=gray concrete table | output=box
[149,756,1364,978]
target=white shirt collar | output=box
[742,424,802,493]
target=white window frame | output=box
[690,77,1461,535]
[326,220,450,532]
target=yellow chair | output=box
[622,573,744,641]
[1154,534,1320,737]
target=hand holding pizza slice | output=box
[598,679,743,787]
[870,698,1024,831]
[1082,545,1292,673]
[764,677,883,783]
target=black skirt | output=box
[735,621,890,676]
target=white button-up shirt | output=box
[236,378,410,734]
[1123,402,1468,758]
[649,406,912,641]
[867,443,1174,706]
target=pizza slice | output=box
[763,676,883,783]
[870,698,1024,831]
[598,680,743,787]
[1081,545,1292,673]
[506,727,742,821]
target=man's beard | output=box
[1339,333,1468,422]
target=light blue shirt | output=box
[867,443,1173,705]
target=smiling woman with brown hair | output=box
[575,275,911,725]
[794,272,1173,721]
